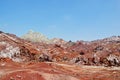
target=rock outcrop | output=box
[0,31,120,80]
[0,32,40,62]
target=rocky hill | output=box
[0,31,120,80]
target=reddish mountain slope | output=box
[0,31,120,80]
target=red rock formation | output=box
[0,31,120,80]
[0,32,40,62]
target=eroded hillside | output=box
[0,31,120,80]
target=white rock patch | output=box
[0,41,22,62]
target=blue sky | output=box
[0,0,120,41]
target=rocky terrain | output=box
[0,31,120,80]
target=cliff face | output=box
[0,31,120,80]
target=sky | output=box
[0,0,120,41]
